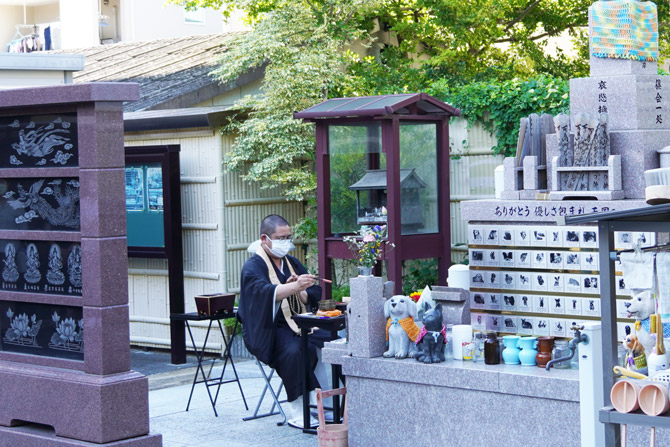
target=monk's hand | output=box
[295,274,316,291]
[286,274,298,283]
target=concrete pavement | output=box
[132,349,318,447]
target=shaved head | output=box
[260,214,290,237]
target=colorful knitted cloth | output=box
[386,317,421,342]
[590,0,658,61]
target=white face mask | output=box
[264,236,294,258]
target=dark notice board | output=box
[124,145,186,364]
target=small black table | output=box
[170,309,248,417]
[291,313,346,434]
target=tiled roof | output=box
[51,33,251,112]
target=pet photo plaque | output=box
[564,228,581,248]
[564,252,581,270]
[516,272,531,291]
[517,294,532,312]
[485,249,500,267]
[470,270,485,288]
[532,272,548,291]
[614,231,633,250]
[487,271,500,288]
[515,250,531,269]
[486,314,501,332]
[533,317,550,336]
[532,251,547,269]
[502,294,517,311]
[501,272,516,290]
[618,322,634,342]
[581,229,598,248]
[471,292,486,310]
[485,228,499,245]
[551,296,566,315]
[548,251,564,270]
[581,252,598,271]
[469,226,484,245]
[533,295,548,313]
[501,315,518,333]
[568,297,582,316]
[531,227,547,247]
[548,273,564,293]
[548,228,563,248]
[549,318,567,337]
[469,249,484,267]
[616,299,629,319]
[500,227,515,246]
[487,293,501,310]
[583,298,600,317]
[471,313,486,331]
[581,275,600,294]
[617,276,627,295]
[564,274,581,293]
[515,227,531,246]
[500,250,515,268]
[518,317,534,335]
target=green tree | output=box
[169,0,669,195]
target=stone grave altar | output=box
[465,0,668,343]
[0,84,162,445]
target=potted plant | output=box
[343,225,394,276]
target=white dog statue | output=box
[384,295,420,359]
[625,290,670,354]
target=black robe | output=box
[238,253,331,401]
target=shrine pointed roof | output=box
[294,93,460,119]
[349,169,427,190]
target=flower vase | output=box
[518,337,538,366]
[358,266,374,277]
[536,336,554,368]
[502,335,520,365]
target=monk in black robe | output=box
[238,214,332,428]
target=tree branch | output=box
[495,26,575,44]
[504,0,543,32]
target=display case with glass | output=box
[295,93,459,295]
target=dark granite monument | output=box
[0,83,162,445]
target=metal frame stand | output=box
[171,311,248,417]
[242,359,287,426]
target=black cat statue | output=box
[414,302,446,364]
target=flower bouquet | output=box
[343,225,394,276]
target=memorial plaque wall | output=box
[0,84,161,446]
[0,115,82,362]
[468,224,648,339]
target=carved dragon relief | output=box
[2,178,80,228]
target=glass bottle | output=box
[551,339,571,369]
[444,324,453,362]
[472,331,485,363]
[484,331,501,365]
[617,343,627,368]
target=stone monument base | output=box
[500,190,520,200]
[519,190,548,200]
[0,425,162,446]
[0,363,157,445]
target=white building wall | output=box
[119,0,226,43]
[449,117,502,264]
[60,0,99,49]
[124,129,227,351]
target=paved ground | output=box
[131,348,318,447]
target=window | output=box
[184,8,205,24]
